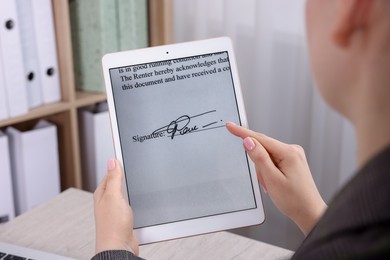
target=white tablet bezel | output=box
[102,37,265,244]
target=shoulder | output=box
[292,223,390,259]
[292,146,390,259]
[91,250,145,260]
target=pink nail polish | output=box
[243,137,255,151]
[107,159,116,171]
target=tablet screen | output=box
[109,51,257,228]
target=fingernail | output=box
[262,185,268,194]
[107,159,116,171]
[243,137,255,151]
[226,121,237,126]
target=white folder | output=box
[0,0,29,117]
[0,131,15,223]
[16,0,43,109]
[6,120,61,215]
[0,50,9,120]
[31,0,61,104]
[79,103,115,191]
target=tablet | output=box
[102,37,265,244]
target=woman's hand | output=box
[226,122,327,235]
[94,159,139,255]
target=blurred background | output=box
[0,0,357,252]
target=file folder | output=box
[70,0,118,92]
[6,120,61,215]
[0,131,15,223]
[31,0,61,104]
[16,0,43,109]
[78,103,115,191]
[0,50,9,120]
[117,0,149,51]
[0,0,29,117]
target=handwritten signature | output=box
[152,110,223,140]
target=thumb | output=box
[105,159,124,195]
[243,137,285,194]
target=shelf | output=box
[0,102,70,128]
[0,0,172,192]
[75,91,107,108]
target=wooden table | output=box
[0,188,294,260]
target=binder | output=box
[78,103,115,191]
[31,0,61,104]
[16,0,43,108]
[117,0,149,51]
[70,0,119,92]
[0,131,14,223]
[0,50,9,120]
[0,0,29,117]
[6,120,61,215]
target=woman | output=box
[92,0,390,259]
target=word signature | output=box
[152,110,222,140]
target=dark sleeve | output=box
[91,250,145,260]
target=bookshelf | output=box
[0,0,173,190]
[149,0,174,46]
